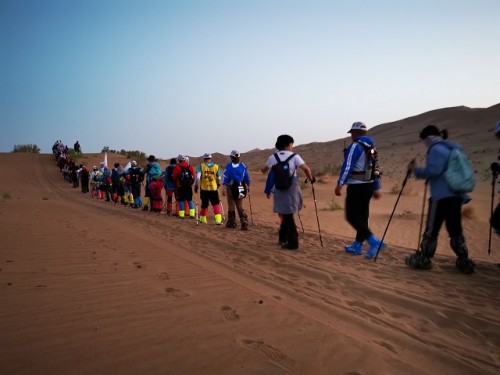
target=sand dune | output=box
[0,151,499,374]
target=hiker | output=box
[89,166,100,198]
[222,150,251,230]
[163,158,178,215]
[264,135,314,249]
[111,163,125,204]
[172,154,196,219]
[491,121,500,235]
[148,176,164,213]
[99,166,112,201]
[195,153,223,224]
[335,122,384,259]
[405,125,475,273]
[78,164,89,193]
[143,155,163,212]
[127,160,145,208]
[74,141,81,155]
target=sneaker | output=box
[365,235,385,259]
[345,241,363,255]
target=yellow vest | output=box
[200,163,219,191]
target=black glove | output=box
[194,185,199,193]
[305,177,316,184]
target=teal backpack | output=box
[443,144,475,193]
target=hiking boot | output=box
[456,256,475,274]
[345,241,363,255]
[281,242,298,250]
[405,251,432,270]
[365,234,385,259]
[226,211,237,228]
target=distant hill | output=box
[233,103,500,180]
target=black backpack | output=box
[272,153,296,190]
[179,165,194,187]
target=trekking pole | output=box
[416,180,428,251]
[487,167,498,255]
[195,191,199,225]
[219,188,226,222]
[374,169,412,262]
[247,188,254,225]
[297,212,305,233]
[306,178,323,247]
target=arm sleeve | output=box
[338,144,362,186]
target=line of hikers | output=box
[53,118,500,275]
[52,143,252,230]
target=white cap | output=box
[131,160,137,166]
[348,121,367,133]
[177,154,185,161]
[203,152,212,159]
[230,150,240,158]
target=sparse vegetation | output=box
[322,196,343,211]
[313,163,341,177]
[12,144,40,153]
[2,192,12,200]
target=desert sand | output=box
[1,151,499,374]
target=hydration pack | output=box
[355,140,380,181]
[272,153,296,190]
[443,145,475,193]
[179,166,194,187]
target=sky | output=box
[1,0,499,158]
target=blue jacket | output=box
[413,140,464,201]
[338,136,380,191]
[163,164,176,191]
[264,169,275,195]
[223,162,250,186]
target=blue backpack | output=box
[443,144,475,193]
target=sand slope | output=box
[0,153,499,374]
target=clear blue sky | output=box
[1,0,499,158]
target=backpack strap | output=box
[274,152,296,164]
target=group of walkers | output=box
[52,120,500,274]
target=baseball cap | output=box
[131,160,137,166]
[348,122,367,133]
[230,150,240,158]
[203,153,212,159]
[495,121,500,135]
[177,154,186,161]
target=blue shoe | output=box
[365,235,385,259]
[345,240,363,255]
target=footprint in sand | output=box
[133,262,145,269]
[239,338,296,372]
[221,305,240,321]
[165,287,189,298]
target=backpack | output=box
[179,165,194,187]
[443,145,475,193]
[355,141,380,181]
[272,153,296,190]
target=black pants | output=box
[426,196,463,237]
[200,190,220,208]
[280,214,298,247]
[345,183,373,242]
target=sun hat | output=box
[203,153,212,159]
[230,150,240,158]
[348,122,367,133]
